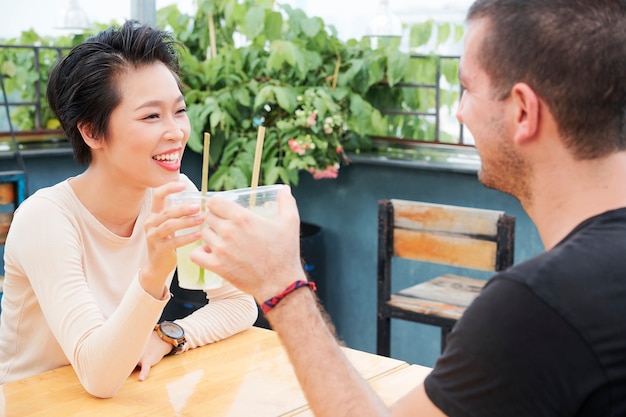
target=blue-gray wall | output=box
[182,150,545,367]
[1,148,544,367]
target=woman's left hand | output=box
[137,331,173,381]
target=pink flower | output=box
[310,165,339,179]
[335,145,343,153]
[288,138,306,155]
[307,112,317,127]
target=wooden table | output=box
[288,364,432,416]
[0,326,408,417]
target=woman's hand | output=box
[139,181,204,299]
[137,331,174,381]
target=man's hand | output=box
[191,186,306,303]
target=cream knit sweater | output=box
[0,175,257,397]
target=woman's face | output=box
[96,61,190,189]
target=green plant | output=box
[159,0,438,189]
[0,3,464,183]
[0,22,116,138]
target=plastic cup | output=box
[223,184,283,217]
[167,191,224,290]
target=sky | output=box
[0,0,473,41]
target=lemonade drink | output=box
[167,191,224,290]
[175,239,223,290]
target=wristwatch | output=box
[154,321,186,356]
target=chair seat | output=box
[388,274,486,321]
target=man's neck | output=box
[525,151,626,250]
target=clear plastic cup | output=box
[223,184,283,217]
[167,191,223,290]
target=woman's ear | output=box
[510,82,539,145]
[77,122,102,149]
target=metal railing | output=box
[0,46,470,158]
[369,54,471,151]
[0,44,71,150]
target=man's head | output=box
[465,0,626,160]
[47,20,182,165]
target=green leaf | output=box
[300,17,321,38]
[437,23,451,46]
[187,103,214,152]
[386,50,409,87]
[267,40,298,70]
[253,85,275,110]
[274,86,298,112]
[441,59,459,86]
[231,165,251,189]
[244,6,266,39]
[409,20,434,49]
[220,135,247,165]
[264,11,283,41]
[233,87,251,107]
[454,24,465,43]
[279,167,299,186]
[209,108,224,130]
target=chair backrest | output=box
[377,199,516,300]
[380,199,515,272]
[376,199,516,355]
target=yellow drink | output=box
[176,239,223,290]
[168,191,224,291]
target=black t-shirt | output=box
[424,208,626,416]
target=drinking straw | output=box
[249,126,266,206]
[198,132,211,284]
[208,14,217,59]
[201,132,211,196]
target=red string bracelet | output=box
[260,280,317,314]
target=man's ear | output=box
[510,82,539,145]
[77,121,102,149]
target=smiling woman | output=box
[0,20,257,398]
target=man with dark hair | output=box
[193,0,626,415]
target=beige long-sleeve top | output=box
[0,175,257,397]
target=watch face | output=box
[160,322,184,339]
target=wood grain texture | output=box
[389,274,487,320]
[0,327,408,417]
[394,229,497,271]
[391,199,502,237]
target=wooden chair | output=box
[377,199,515,356]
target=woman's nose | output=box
[166,116,187,141]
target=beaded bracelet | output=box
[260,280,317,314]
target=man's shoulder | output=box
[503,207,626,285]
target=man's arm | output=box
[193,187,447,417]
[265,274,389,417]
[264,272,447,417]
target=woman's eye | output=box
[177,108,187,114]
[144,113,159,120]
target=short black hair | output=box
[468,0,626,159]
[47,20,182,164]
